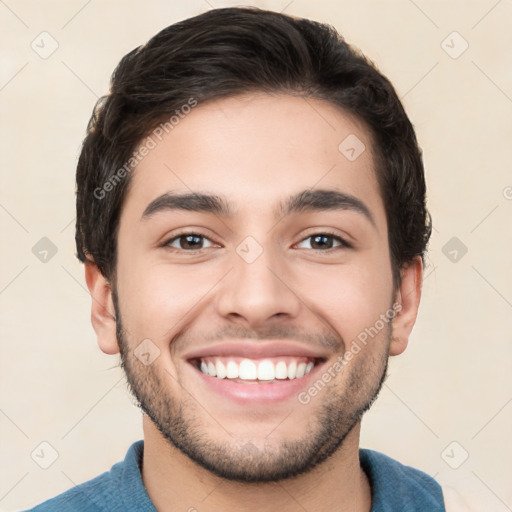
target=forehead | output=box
[121,93,386,232]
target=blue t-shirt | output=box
[24,441,445,511]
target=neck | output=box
[141,415,372,512]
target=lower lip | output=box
[188,362,324,405]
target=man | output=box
[27,6,444,511]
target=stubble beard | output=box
[113,290,390,483]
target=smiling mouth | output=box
[189,356,324,383]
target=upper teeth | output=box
[199,357,315,381]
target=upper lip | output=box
[183,341,329,361]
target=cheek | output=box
[116,254,218,343]
[301,259,392,345]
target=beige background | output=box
[1,1,511,510]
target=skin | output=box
[85,93,422,511]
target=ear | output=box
[389,255,423,356]
[84,260,119,355]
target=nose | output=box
[214,241,302,329]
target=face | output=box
[95,93,413,483]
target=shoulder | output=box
[360,449,445,511]
[23,469,117,512]
[23,441,155,512]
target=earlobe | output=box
[84,260,120,355]
[389,256,423,356]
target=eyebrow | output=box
[141,189,376,228]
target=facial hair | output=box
[112,289,390,483]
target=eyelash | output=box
[296,231,352,251]
[162,230,352,253]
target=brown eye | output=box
[166,233,215,251]
[296,233,351,250]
